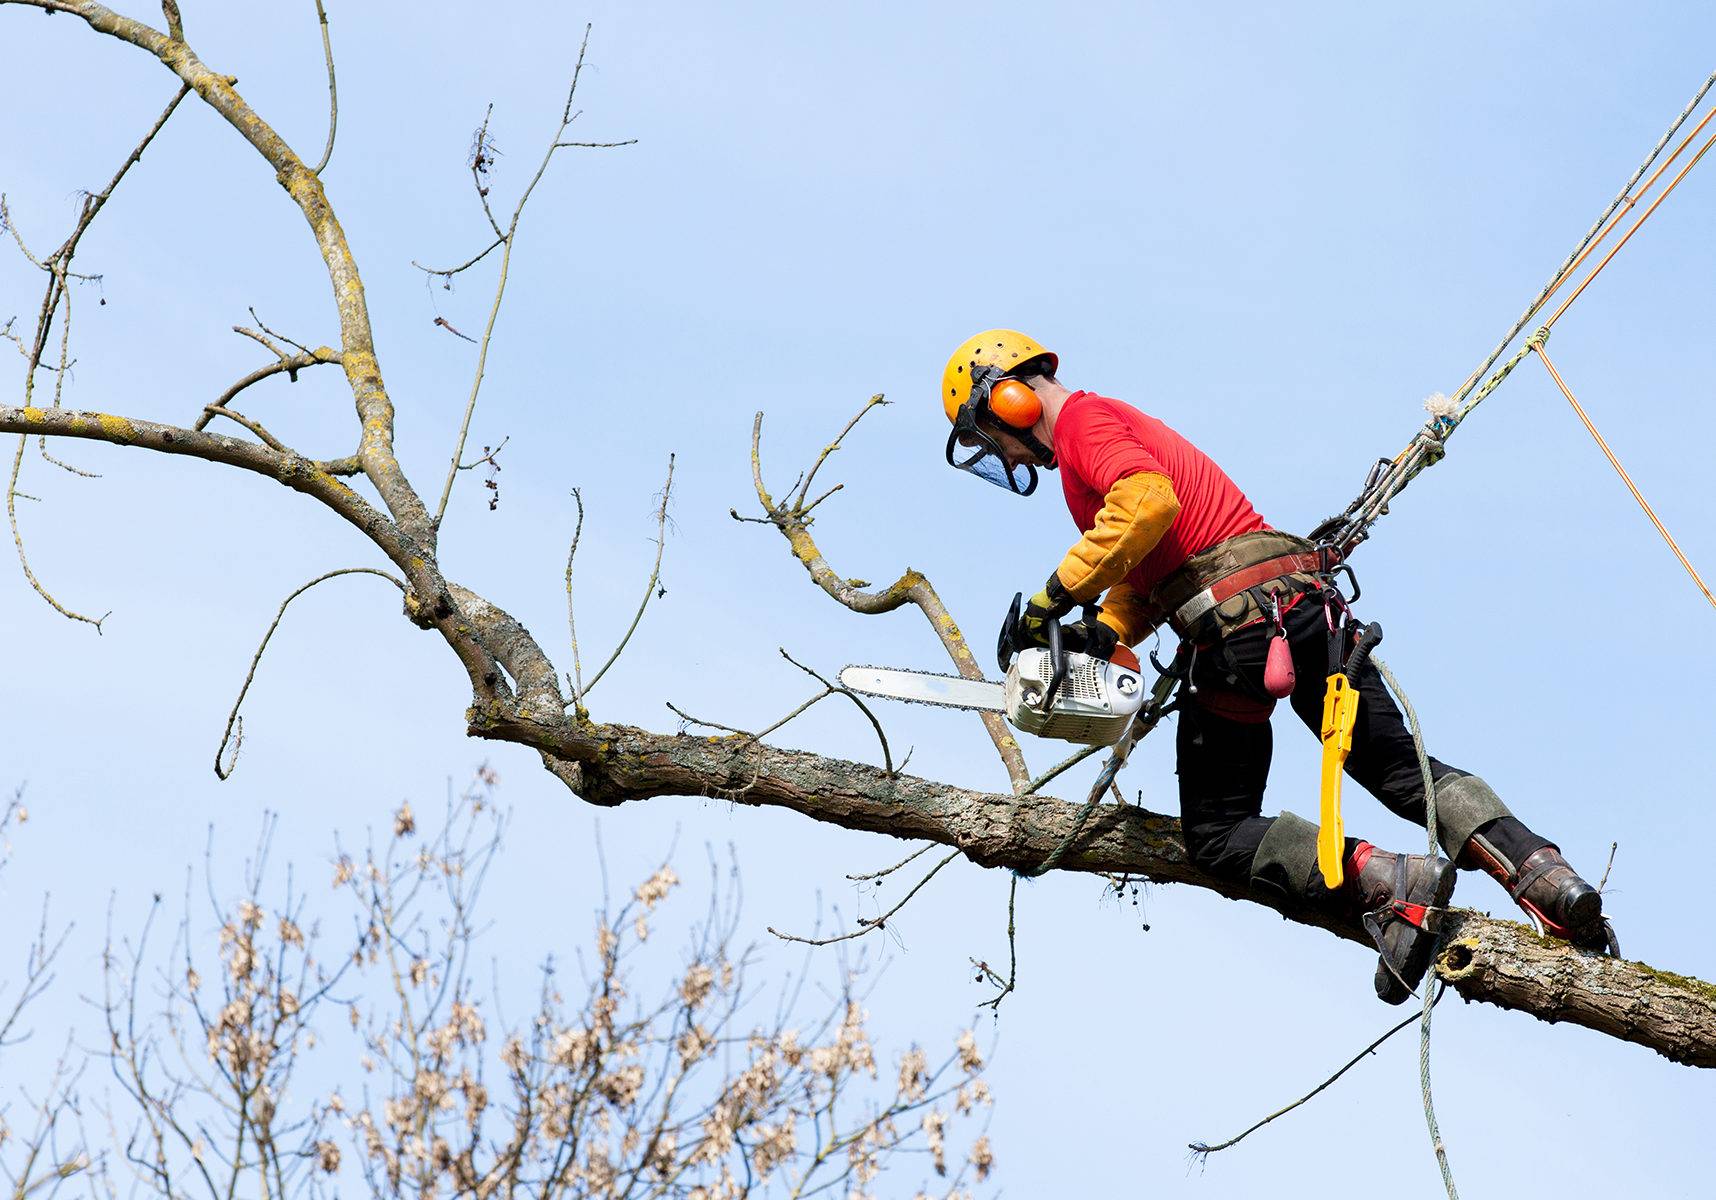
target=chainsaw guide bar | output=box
[837,666,1006,713]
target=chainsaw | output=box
[840,593,1150,746]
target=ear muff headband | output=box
[988,378,1042,429]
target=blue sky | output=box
[3,2,1715,1195]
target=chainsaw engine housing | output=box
[1004,647,1145,745]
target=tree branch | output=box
[214,567,406,778]
[2,0,435,542]
[742,406,1031,791]
[468,707,1716,1069]
[309,0,336,175]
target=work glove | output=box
[1062,614,1119,661]
[1016,573,1077,648]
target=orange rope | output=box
[1544,104,1716,314]
[1543,124,1716,330]
[1532,343,1716,614]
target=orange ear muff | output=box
[988,379,1042,429]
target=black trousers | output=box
[1175,591,1547,884]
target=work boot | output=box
[1461,837,1609,951]
[1346,842,1457,1005]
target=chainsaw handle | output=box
[996,592,1023,675]
[1042,620,1067,713]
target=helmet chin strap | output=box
[1019,428,1056,471]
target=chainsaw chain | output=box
[838,665,1004,714]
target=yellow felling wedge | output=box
[1318,673,1360,888]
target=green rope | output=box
[1021,661,1183,878]
[1375,657,1458,1200]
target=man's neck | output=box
[1033,381,1075,446]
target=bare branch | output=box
[795,393,887,510]
[974,876,1019,1011]
[745,406,1031,790]
[768,850,959,946]
[7,434,108,629]
[310,0,337,175]
[430,26,634,527]
[192,346,342,429]
[215,567,407,777]
[776,647,897,775]
[564,488,588,715]
[410,234,504,280]
[580,454,674,699]
[845,842,935,882]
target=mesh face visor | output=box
[945,414,1038,495]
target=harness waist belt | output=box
[1170,551,1325,634]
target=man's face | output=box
[959,417,1040,472]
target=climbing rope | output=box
[1375,657,1458,1200]
[1452,68,1716,416]
[1530,339,1716,614]
[1321,68,1716,558]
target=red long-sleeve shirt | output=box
[1054,391,1268,595]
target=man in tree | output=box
[942,329,1609,1002]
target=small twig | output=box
[411,235,505,280]
[552,139,639,149]
[310,0,338,175]
[975,876,1019,1010]
[199,405,288,451]
[1189,984,1446,1159]
[581,454,675,698]
[798,482,843,519]
[215,568,406,778]
[37,440,99,478]
[245,308,312,357]
[776,647,896,774]
[430,26,635,529]
[455,435,508,470]
[665,701,751,738]
[7,434,108,630]
[565,489,588,715]
[1021,744,1104,795]
[192,347,341,428]
[161,0,183,39]
[231,324,290,361]
[794,394,888,510]
[768,850,959,946]
[846,843,934,882]
[1598,841,1619,894]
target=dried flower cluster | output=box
[73,770,996,1200]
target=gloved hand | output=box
[1017,573,1077,648]
[1063,614,1119,661]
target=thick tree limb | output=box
[469,707,1716,1069]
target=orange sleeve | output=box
[1095,580,1157,646]
[1055,471,1180,602]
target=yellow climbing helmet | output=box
[940,329,1059,496]
[940,329,1058,422]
